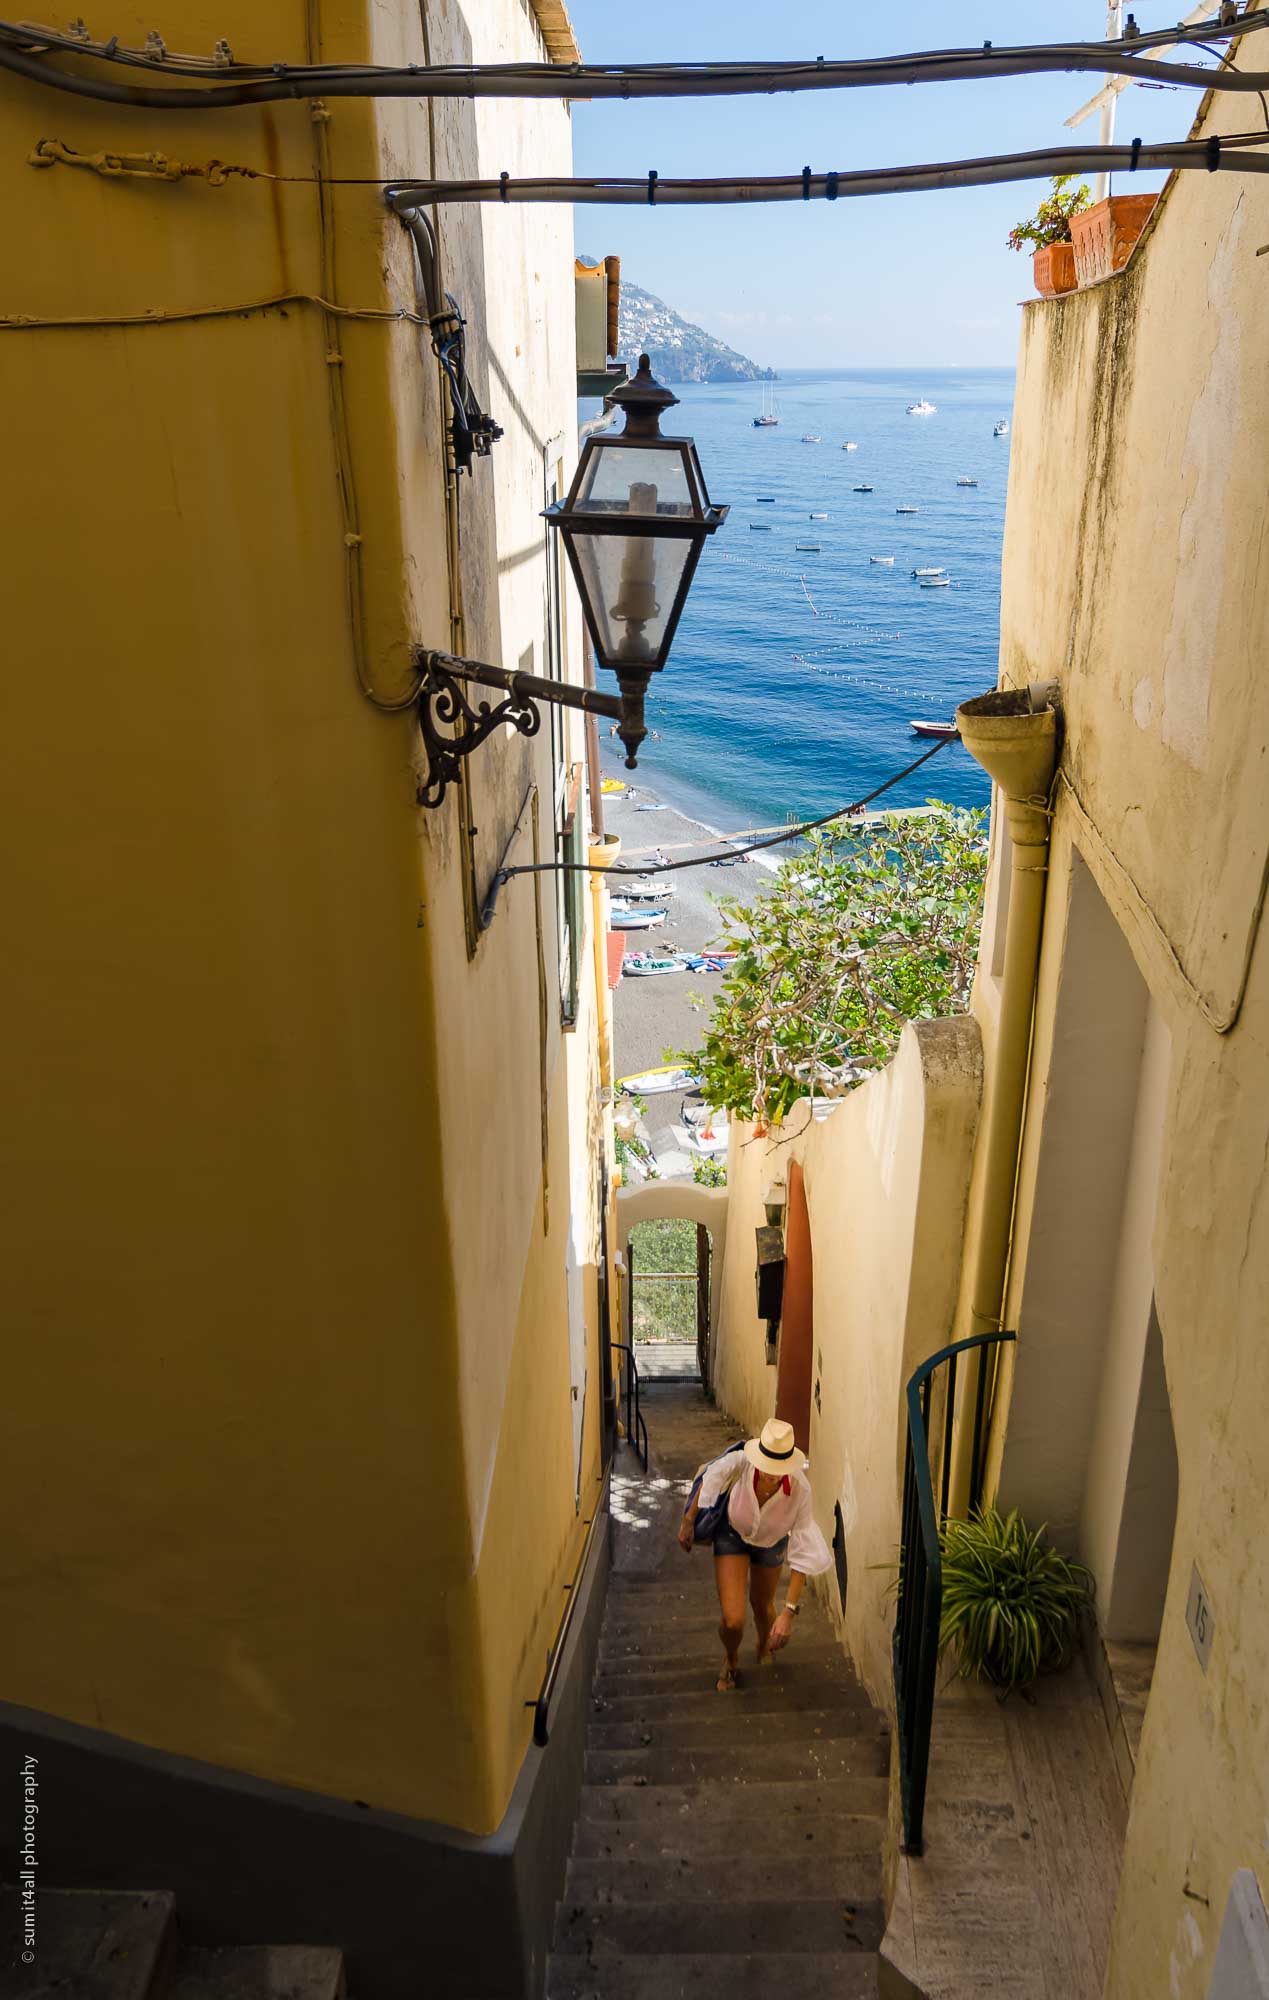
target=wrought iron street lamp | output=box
[544,354,728,766]
[412,354,725,808]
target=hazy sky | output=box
[564,1,1212,368]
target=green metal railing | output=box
[893,1329,1016,1855]
[611,1340,648,1471]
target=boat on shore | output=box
[622,954,684,978]
[619,877,677,900]
[910,719,959,739]
[617,1062,700,1094]
[610,903,668,930]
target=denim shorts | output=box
[713,1520,789,1568]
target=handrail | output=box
[530,1466,611,1748]
[611,1340,649,1471]
[893,1329,1017,1855]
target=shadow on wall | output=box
[712,1017,983,1707]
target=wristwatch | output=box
[783,1601,801,1617]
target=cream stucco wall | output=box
[714,1019,983,1705]
[1,0,602,1840]
[973,55,1269,2000]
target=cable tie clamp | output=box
[213,38,233,65]
[647,169,658,205]
[499,170,509,201]
[1130,136,1142,171]
[802,165,811,200]
[826,170,838,201]
[102,34,117,54]
[1207,133,1221,171]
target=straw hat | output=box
[744,1417,806,1478]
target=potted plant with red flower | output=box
[1007,174,1092,298]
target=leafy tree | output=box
[675,804,988,1127]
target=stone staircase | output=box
[547,1385,889,2000]
[0,1888,345,2000]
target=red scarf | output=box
[755,1469,791,1499]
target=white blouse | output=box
[697,1452,833,1576]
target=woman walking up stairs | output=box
[547,1386,890,1999]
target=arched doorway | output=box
[775,1160,814,1451]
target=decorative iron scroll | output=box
[416,658,541,809]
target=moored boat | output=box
[918,576,951,588]
[896,505,919,515]
[843,440,859,450]
[912,566,946,578]
[749,523,772,531]
[910,719,959,738]
[956,477,978,487]
[869,555,895,566]
[795,542,820,552]
[809,511,828,520]
[852,483,874,493]
[800,434,822,444]
[906,398,937,415]
[993,420,1010,436]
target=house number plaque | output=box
[1185,1563,1215,1671]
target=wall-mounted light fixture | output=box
[763,1177,788,1229]
[544,355,728,767]
[411,354,727,808]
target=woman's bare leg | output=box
[750,1565,781,1663]
[713,1555,749,1689]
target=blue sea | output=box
[593,367,1014,833]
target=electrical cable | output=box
[1,14,1266,108]
[384,137,1269,208]
[497,732,960,882]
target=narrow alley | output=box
[547,1386,889,1998]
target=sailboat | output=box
[752,379,780,428]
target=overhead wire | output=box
[497,732,960,882]
[1,13,1267,108]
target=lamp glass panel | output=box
[574,442,697,521]
[571,530,694,668]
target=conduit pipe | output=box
[947,684,1060,1517]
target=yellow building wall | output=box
[976,62,1269,2000]
[0,0,602,1839]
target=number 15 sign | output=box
[1185,1564,1215,1672]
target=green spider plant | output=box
[938,1508,1093,1693]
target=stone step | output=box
[171,1947,347,2000]
[586,1735,890,1787]
[552,1897,884,1957]
[563,1852,884,1908]
[571,1811,885,1860]
[576,1776,890,1825]
[0,1888,177,2000]
[587,1708,886,1750]
[599,1624,845,1657]
[548,1951,881,2000]
[590,1676,875,1716]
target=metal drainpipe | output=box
[947,683,1060,1517]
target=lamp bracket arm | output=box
[414,649,623,809]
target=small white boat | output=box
[919,576,951,589]
[910,719,959,739]
[610,904,668,930]
[956,477,978,487]
[800,434,822,444]
[618,1062,701,1094]
[906,398,937,415]
[622,953,684,978]
[795,542,821,552]
[896,505,919,515]
[993,420,1010,436]
[843,440,859,451]
[852,483,874,493]
[912,566,946,578]
[619,877,677,900]
[809,511,829,520]
[869,555,895,566]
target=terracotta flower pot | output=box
[1032,244,1077,298]
[1069,194,1158,286]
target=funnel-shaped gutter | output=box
[955,685,1060,845]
